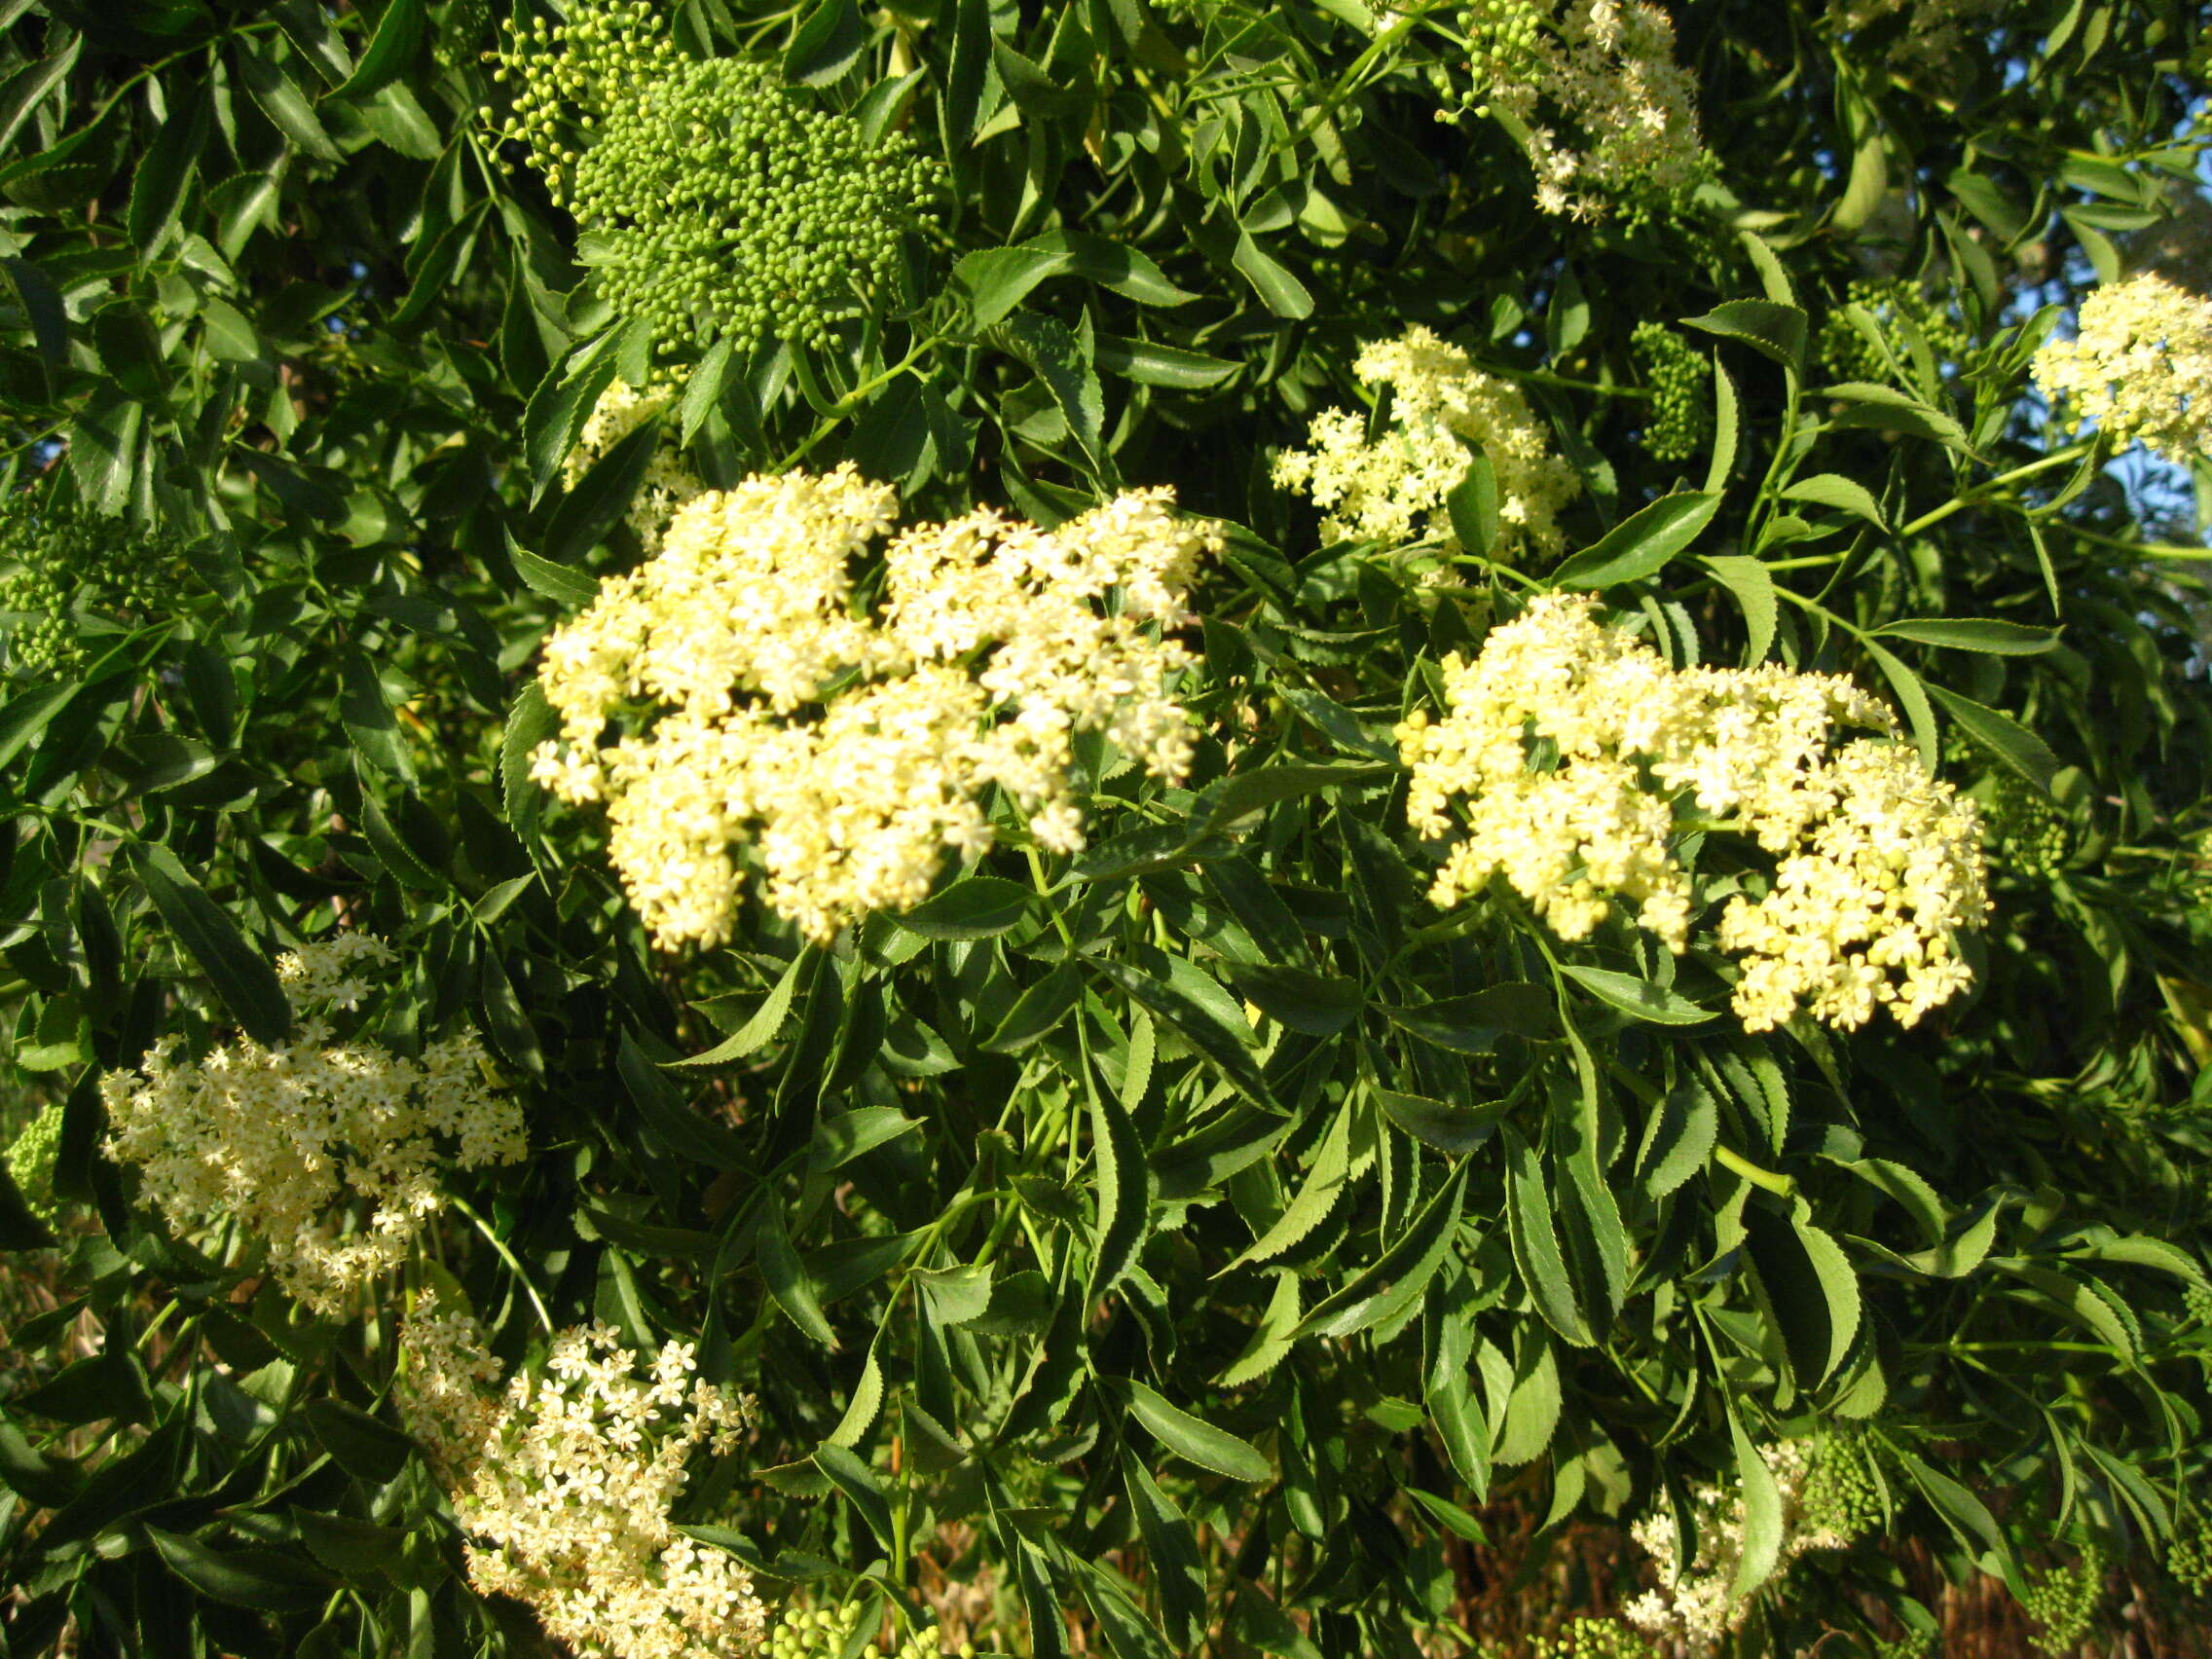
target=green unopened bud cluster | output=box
[1529,1616,1656,1659]
[1818,279,1972,387]
[1975,769,2071,879]
[0,499,186,676]
[1797,1434,1886,1545]
[487,0,942,362]
[2169,1507,2212,1592]
[2020,1543,2105,1655]
[1456,0,1548,120]
[1631,321,1711,462]
[767,1604,989,1659]
[5,1101,64,1231]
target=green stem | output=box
[1897,440,2097,537]
[446,1195,554,1334]
[2057,522,2210,561]
[1712,1142,1794,1196]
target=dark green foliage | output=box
[0,1,2209,1657]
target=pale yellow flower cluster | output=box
[1624,1440,1847,1654]
[399,1296,764,1659]
[2031,274,2212,464]
[565,378,707,553]
[1271,325,1580,561]
[531,464,1219,946]
[101,937,526,1313]
[1456,0,1708,220]
[1398,595,1988,1032]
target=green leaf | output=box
[1119,1380,1271,1482]
[1224,1106,1350,1270]
[293,1510,405,1577]
[1821,382,1972,452]
[809,1106,920,1171]
[1683,299,1807,371]
[1124,1452,1208,1647]
[955,246,1073,332]
[235,42,341,162]
[1705,355,1740,493]
[1223,963,1362,1036]
[305,1398,415,1484]
[983,961,1082,1052]
[0,682,79,772]
[760,1207,835,1347]
[894,875,1032,940]
[1085,1055,1153,1303]
[995,312,1117,486]
[524,343,621,505]
[1448,449,1499,557]
[1636,1081,1716,1199]
[127,79,208,253]
[147,1528,327,1613]
[1552,492,1719,589]
[1699,555,1776,664]
[675,951,810,1066]
[542,414,664,566]
[334,0,424,97]
[134,843,291,1046]
[1382,983,1557,1052]
[1298,1161,1467,1339]
[813,1443,893,1547]
[1231,229,1313,319]
[1876,618,2059,655]
[337,646,415,780]
[1558,965,1714,1025]
[1860,637,1939,771]
[1023,231,1199,306]
[0,33,82,161]
[1374,1089,1511,1157]
[1198,762,1392,833]
[1504,1127,1591,1346]
[506,531,600,608]
[1744,1199,1861,1386]
[1094,334,1240,389]
[1097,953,1269,1096]
[783,0,866,86]
[1926,682,2059,793]
[1727,1415,1786,1598]
[1781,472,1887,529]
[619,1031,751,1170]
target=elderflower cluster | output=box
[565,379,707,554]
[1398,595,1988,1032]
[399,1296,764,1659]
[1272,325,1580,561]
[1450,0,1709,220]
[486,0,940,360]
[1625,1440,1850,1654]
[531,465,1218,947]
[100,936,527,1313]
[2032,274,2212,464]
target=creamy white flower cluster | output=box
[2032,274,2212,465]
[1454,0,1708,220]
[101,937,526,1313]
[1625,1440,1848,1654]
[1272,325,1580,562]
[565,378,707,555]
[1398,595,1989,1032]
[531,464,1219,947]
[399,1293,765,1659]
